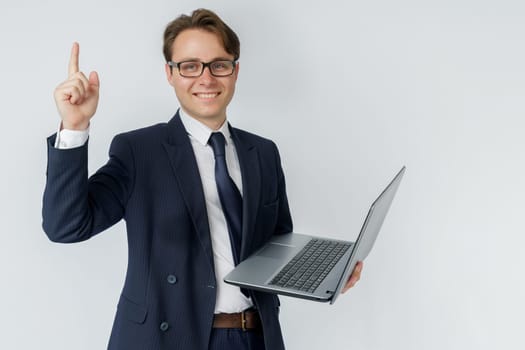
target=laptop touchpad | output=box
[257,244,294,259]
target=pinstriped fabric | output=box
[209,329,265,350]
[42,112,293,350]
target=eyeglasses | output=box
[167,60,237,77]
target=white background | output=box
[1,0,524,349]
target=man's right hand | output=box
[54,42,100,130]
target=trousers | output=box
[209,328,266,350]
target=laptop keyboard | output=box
[269,239,352,293]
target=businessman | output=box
[43,8,363,350]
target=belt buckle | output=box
[241,311,247,331]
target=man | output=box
[43,8,363,350]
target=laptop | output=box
[224,166,405,304]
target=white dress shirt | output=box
[54,109,253,313]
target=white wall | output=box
[1,0,524,349]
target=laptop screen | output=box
[330,166,405,304]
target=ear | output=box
[165,63,175,87]
[233,61,240,82]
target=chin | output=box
[195,109,224,120]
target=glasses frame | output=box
[167,60,237,78]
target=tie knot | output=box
[209,132,226,157]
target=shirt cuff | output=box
[54,121,90,149]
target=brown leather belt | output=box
[213,310,261,331]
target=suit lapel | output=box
[162,112,215,270]
[230,126,261,260]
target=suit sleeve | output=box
[272,142,293,235]
[42,133,135,243]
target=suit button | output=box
[160,322,169,331]
[167,275,177,284]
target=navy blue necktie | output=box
[208,132,243,265]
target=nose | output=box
[198,66,216,84]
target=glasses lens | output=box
[178,61,203,77]
[210,61,234,76]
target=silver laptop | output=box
[224,166,405,304]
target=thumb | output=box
[88,71,100,88]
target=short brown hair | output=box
[163,9,240,62]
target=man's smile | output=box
[193,92,221,99]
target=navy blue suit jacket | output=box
[42,112,293,350]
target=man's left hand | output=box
[341,261,363,293]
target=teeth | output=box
[196,93,218,98]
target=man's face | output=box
[165,29,239,128]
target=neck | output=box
[181,108,226,131]
[201,117,226,131]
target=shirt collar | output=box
[178,108,232,146]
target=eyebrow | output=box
[173,56,235,62]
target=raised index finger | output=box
[68,42,80,77]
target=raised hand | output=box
[54,42,100,130]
